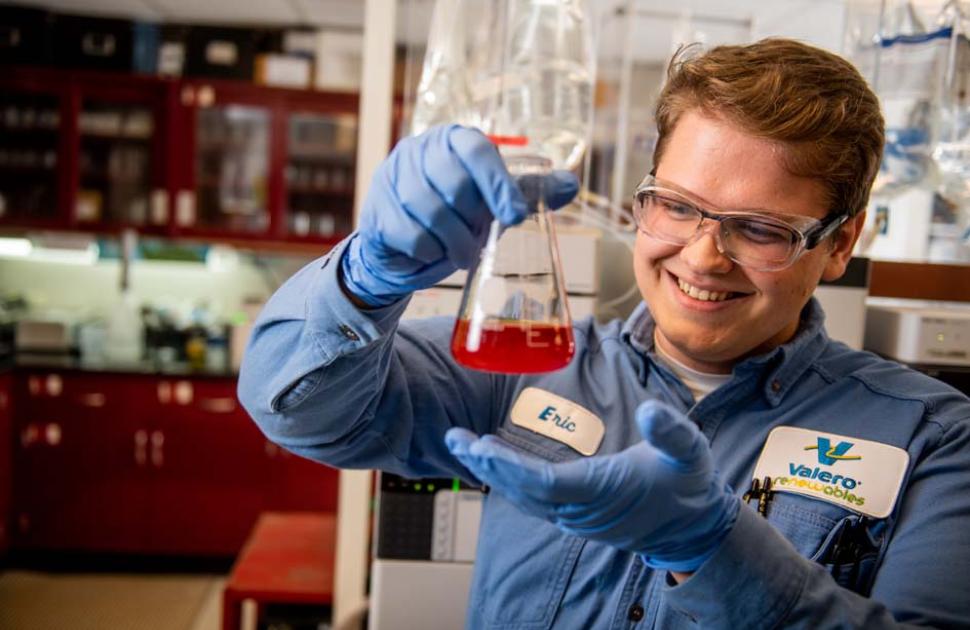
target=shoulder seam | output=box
[808,363,952,435]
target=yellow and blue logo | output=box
[804,437,862,466]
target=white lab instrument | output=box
[865,298,970,365]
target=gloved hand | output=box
[444,400,740,573]
[341,124,579,307]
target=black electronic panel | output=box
[375,473,478,560]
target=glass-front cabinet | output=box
[0,79,65,227]
[193,104,271,234]
[284,111,357,239]
[72,75,171,233]
[77,101,156,227]
[0,68,363,245]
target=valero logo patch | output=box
[751,427,909,519]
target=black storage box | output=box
[0,5,54,66]
[185,26,257,80]
[54,14,136,71]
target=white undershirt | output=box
[653,339,732,402]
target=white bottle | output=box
[104,291,143,364]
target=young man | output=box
[239,39,970,628]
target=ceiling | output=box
[0,0,367,27]
[1,0,851,60]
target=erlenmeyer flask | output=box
[451,154,574,373]
[448,0,593,373]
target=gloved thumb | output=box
[545,171,580,209]
[514,171,580,215]
[635,400,703,468]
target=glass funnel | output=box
[450,154,574,373]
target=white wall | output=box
[0,253,313,324]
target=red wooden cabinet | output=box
[13,372,151,551]
[0,372,11,555]
[11,370,339,556]
[147,377,273,555]
[0,67,360,245]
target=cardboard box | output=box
[255,53,311,89]
[284,29,362,92]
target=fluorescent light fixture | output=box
[0,237,32,258]
[27,232,100,265]
[30,243,100,265]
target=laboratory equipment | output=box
[452,155,575,373]
[931,1,970,190]
[447,0,594,373]
[865,298,970,365]
[369,472,482,630]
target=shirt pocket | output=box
[470,429,586,629]
[473,496,585,629]
[758,492,886,595]
[757,492,851,558]
[815,514,885,596]
[497,423,587,464]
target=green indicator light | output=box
[452,478,460,493]
[428,483,436,492]
[414,483,422,491]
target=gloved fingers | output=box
[468,434,552,490]
[448,126,529,226]
[635,400,706,470]
[443,427,480,456]
[445,432,558,520]
[367,161,446,265]
[390,138,481,268]
[544,170,580,210]
[446,433,558,504]
[423,127,494,240]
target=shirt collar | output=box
[621,298,829,405]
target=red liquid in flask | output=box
[450,319,575,373]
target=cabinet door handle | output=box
[134,430,148,466]
[199,397,236,414]
[157,381,172,404]
[150,430,164,468]
[79,392,106,408]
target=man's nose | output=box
[680,220,734,273]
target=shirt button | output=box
[628,604,644,622]
[339,324,360,341]
[770,380,781,393]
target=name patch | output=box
[509,387,604,456]
[752,426,909,518]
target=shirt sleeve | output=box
[237,236,500,481]
[664,411,970,629]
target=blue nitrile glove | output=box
[444,400,740,573]
[340,124,580,307]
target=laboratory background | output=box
[0,0,968,629]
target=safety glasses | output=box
[632,175,848,271]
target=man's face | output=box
[633,110,864,373]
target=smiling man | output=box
[239,39,970,628]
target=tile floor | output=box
[0,570,225,630]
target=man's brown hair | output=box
[653,38,885,218]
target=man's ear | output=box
[821,211,866,283]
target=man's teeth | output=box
[678,279,733,302]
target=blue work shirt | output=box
[238,238,970,629]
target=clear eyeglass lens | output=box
[636,190,800,269]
